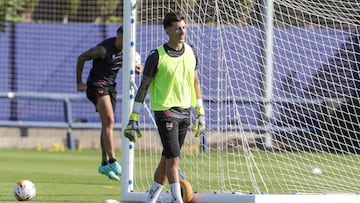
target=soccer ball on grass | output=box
[13,179,36,201]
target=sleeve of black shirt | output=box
[143,49,159,77]
[189,44,199,70]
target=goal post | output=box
[121,0,137,199]
[121,0,360,202]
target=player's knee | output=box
[101,115,115,127]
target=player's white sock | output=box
[170,182,183,203]
[145,182,164,203]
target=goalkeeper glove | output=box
[193,100,206,137]
[124,112,142,142]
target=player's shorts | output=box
[154,107,191,158]
[86,84,117,112]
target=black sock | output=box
[109,158,117,164]
[101,160,108,166]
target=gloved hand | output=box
[124,112,142,142]
[193,106,205,137]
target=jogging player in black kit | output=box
[76,26,142,181]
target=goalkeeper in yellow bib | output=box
[125,12,206,203]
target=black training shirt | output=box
[87,37,122,87]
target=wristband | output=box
[132,101,143,113]
[196,99,203,107]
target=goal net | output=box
[122,0,360,202]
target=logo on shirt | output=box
[112,52,123,70]
[166,121,173,131]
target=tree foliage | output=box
[1,0,121,23]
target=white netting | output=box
[133,0,360,195]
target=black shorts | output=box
[86,84,117,112]
[154,107,191,158]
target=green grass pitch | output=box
[0,149,121,203]
[0,148,359,202]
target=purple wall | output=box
[0,23,358,130]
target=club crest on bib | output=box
[166,121,173,130]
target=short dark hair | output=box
[163,12,185,29]
[117,26,123,34]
